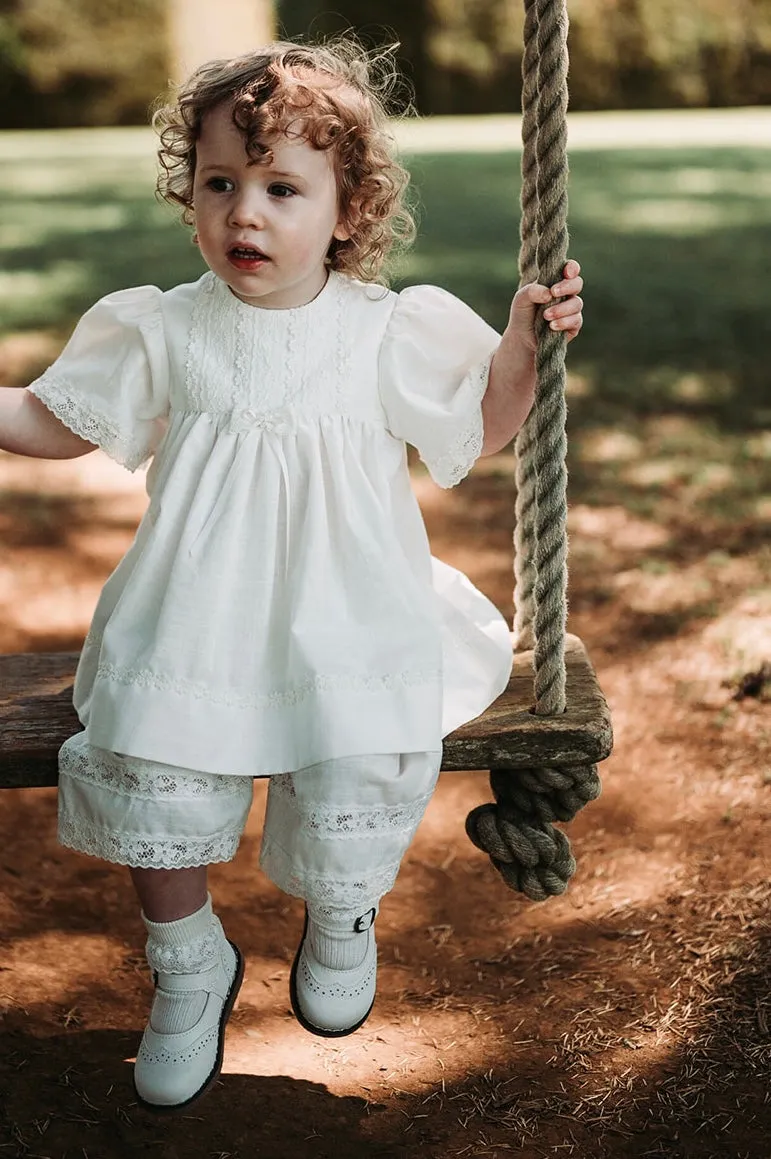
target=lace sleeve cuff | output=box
[421,355,492,489]
[28,372,153,471]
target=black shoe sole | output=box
[132,938,245,1114]
[289,907,375,1039]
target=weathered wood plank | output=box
[0,635,612,789]
[443,634,613,769]
[0,653,80,788]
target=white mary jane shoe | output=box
[133,937,244,1112]
[290,907,377,1038]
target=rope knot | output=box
[465,763,600,900]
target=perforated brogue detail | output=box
[137,1023,218,1066]
[298,948,376,1000]
[290,915,377,1037]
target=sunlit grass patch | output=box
[0,263,90,313]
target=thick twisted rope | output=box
[512,0,539,652]
[465,0,600,900]
[531,0,570,715]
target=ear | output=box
[333,218,351,243]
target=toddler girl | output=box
[0,40,583,1112]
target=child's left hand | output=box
[507,259,584,352]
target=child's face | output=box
[192,102,349,309]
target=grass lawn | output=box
[1,110,770,535]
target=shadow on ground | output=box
[0,1024,388,1159]
[1,766,769,1156]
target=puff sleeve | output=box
[27,286,170,471]
[378,285,501,488]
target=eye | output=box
[205,176,234,193]
[268,183,297,199]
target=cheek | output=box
[284,214,330,259]
[192,205,222,246]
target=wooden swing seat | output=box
[0,635,612,790]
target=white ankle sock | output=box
[142,893,219,1035]
[308,917,370,970]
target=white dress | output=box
[29,270,513,777]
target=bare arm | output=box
[480,260,584,457]
[0,388,97,460]
[480,338,537,457]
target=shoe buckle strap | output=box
[151,963,221,992]
[353,907,376,933]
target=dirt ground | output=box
[0,431,769,1159]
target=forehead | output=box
[196,102,335,180]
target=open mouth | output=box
[228,245,270,264]
[228,246,267,260]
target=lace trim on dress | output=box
[94,661,442,710]
[28,373,150,471]
[184,272,350,415]
[145,916,224,974]
[269,774,433,841]
[426,354,493,489]
[59,742,253,801]
[58,814,243,868]
[185,273,225,411]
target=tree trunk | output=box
[168,0,276,82]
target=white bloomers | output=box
[57,732,442,919]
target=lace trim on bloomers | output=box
[28,373,150,471]
[270,775,433,841]
[260,836,401,921]
[57,815,243,869]
[59,741,253,801]
[145,916,224,974]
[426,354,493,489]
[95,661,442,710]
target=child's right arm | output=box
[0,387,96,460]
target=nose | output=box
[228,187,267,230]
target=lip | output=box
[227,243,271,271]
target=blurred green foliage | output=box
[0,0,168,128]
[282,0,771,112]
[0,0,770,128]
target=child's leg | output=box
[56,734,253,1109]
[260,750,442,1035]
[129,866,209,922]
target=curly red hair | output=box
[153,40,416,282]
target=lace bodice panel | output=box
[168,271,393,428]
